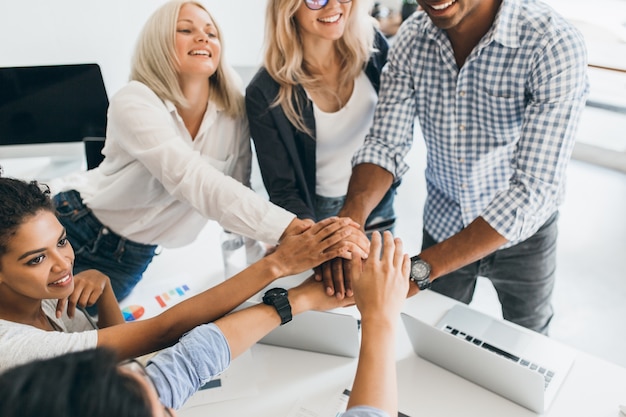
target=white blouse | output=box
[55,81,293,247]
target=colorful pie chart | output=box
[122,305,145,322]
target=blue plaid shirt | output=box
[353,0,589,247]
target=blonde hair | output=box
[264,0,376,134]
[130,0,244,118]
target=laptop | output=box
[257,303,360,358]
[237,273,361,358]
[401,304,576,413]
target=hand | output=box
[312,226,370,300]
[56,269,111,319]
[314,257,354,299]
[279,217,368,258]
[407,281,421,297]
[351,231,410,322]
[320,225,369,260]
[269,217,365,277]
[289,276,355,315]
[278,217,314,242]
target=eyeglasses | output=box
[303,0,352,11]
[119,359,175,417]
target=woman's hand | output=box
[268,217,364,277]
[278,217,315,241]
[55,269,111,319]
[351,231,410,322]
[288,275,355,314]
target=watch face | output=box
[411,260,430,280]
[265,288,287,298]
[263,287,288,303]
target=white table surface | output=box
[121,221,626,417]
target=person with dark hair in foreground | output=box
[0,231,409,416]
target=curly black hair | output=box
[0,173,55,258]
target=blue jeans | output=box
[423,212,559,335]
[314,183,398,235]
[53,190,158,303]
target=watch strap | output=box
[263,288,292,325]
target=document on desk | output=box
[181,349,259,409]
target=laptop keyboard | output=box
[443,325,555,389]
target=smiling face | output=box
[174,3,221,80]
[0,210,74,302]
[415,0,495,31]
[294,0,353,42]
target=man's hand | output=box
[55,269,111,319]
[312,226,369,299]
[314,257,353,299]
[351,231,409,321]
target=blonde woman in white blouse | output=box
[52,0,367,302]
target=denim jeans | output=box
[314,183,398,235]
[423,212,559,335]
[53,190,158,303]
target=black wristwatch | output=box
[409,255,432,291]
[262,287,292,325]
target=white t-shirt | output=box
[0,299,97,372]
[313,71,377,198]
[53,81,294,247]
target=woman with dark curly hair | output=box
[0,174,354,379]
[0,231,410,416]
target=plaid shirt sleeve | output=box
[482,24,589,242]
[351,23,418,180]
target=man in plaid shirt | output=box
[333,0,589,334]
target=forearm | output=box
[95,282,125,328]
[97,256,285,358]
[340,163,394,226]
[420,217,508,281]
[214,284,312,359]
[147,323,230,409]
[159,256,286,338]
[348,318,398,416]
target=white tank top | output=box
[312,71,377,197]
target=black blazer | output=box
[246,30,389,220]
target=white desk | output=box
[123,222,626,417]
[173,290,626,417]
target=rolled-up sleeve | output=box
[146,323,231,409]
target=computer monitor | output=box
[0,63,108,180]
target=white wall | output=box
[0,0,267,97]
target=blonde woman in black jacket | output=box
[246,0,398,298]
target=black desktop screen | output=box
[0,63,109,147]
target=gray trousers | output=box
[423,213,559,335]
